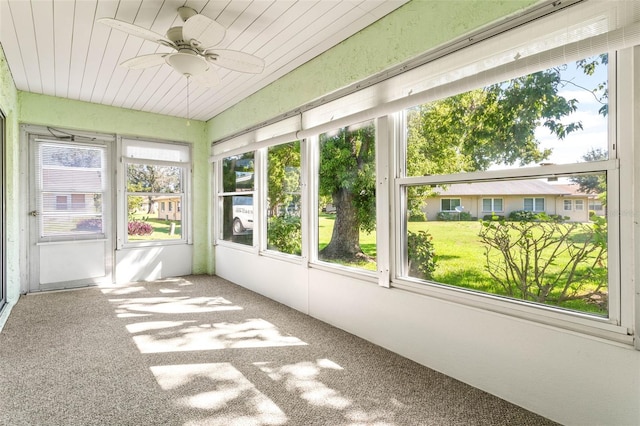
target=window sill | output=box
[392,276,633,346]
[119,240,189,249]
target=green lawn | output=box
[318,215,607,315]
[128,214,182,241]
[318,214,377,271]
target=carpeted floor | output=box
[0,275,557,426]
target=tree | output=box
[318,123,376,262]
[127,164,181,214]
[267,142,301,217]
[570,148,607,203]
[318,57,605,263]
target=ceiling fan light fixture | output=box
[165,52,209,76]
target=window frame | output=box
[263,140,304,258]
[440,198,461,212]
[393,51,628,342]
[119,138,191,248]
[311,120,379,278]
[482,198,503,213]
[564,199,573,211]
[215,151,257,251]
[524,197,545,212]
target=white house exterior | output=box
[424,180,594,222]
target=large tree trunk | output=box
[319,188,368,262]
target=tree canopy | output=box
[307,57,608,263]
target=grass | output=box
[318,215,607,315]
[128,214,182,241]
[318,214,377,271]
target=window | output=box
[317,120,376,272]
[267,141,301,255]
[575,200,584,211]
[56,196,68,210]
[219,152,255,246]
[589,199,603,211]
[524,197,545,212]
[71,194,85,210]
[482,198,503,212]
[123,139,190,244]
[36,142,106,239]
[400,55,613,320]
[441,198,461,212]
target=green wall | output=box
[17,92,213,275]
[0,44,20,301]
[206,0,539,142]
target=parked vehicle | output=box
[232,196,253,234]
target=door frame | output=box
[21,125,116,292]
[0,109,5,311]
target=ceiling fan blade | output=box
[182,14,226,50]
[191,68,220,88]
[206,50,265,74]
[97,18,174,47]
[121,54,168,70]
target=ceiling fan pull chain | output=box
[186,75,191,127]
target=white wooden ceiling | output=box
[0,0,408,121]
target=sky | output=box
[535,57,609,165]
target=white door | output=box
[29,136,113,292]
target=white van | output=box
[232,196,253,234]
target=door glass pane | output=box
[36,142,106,239]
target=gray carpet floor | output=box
[0,275,557,426]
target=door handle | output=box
[29,210,39,217]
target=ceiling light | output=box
[166,52,209,76]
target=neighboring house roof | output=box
[434,180,578,197]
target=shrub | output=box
[438,211,473,221]
[267,215,302,255]
[76,218,102,232]
[478,219,607,306]
[407,230,437,279]
[483,214,504,221]
[128,220,153,236]
[508,210,538,221]
[459,212,474,221]
[408,212,427,222]
[437,212,453,221]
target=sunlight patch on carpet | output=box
[151,362,287,426]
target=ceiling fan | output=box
[98,6,265,88]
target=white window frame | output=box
[575,199,584,211]
[524,197,545,212]
[118,138,191,248]
[209,1,640,346]
[393,50,629,343]
[215,150,258,252]
[482,198,503,212]
[440,198,461,212]
[564,199,573,211]
[262,140,304,260]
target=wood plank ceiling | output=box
[0,0,408,121]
